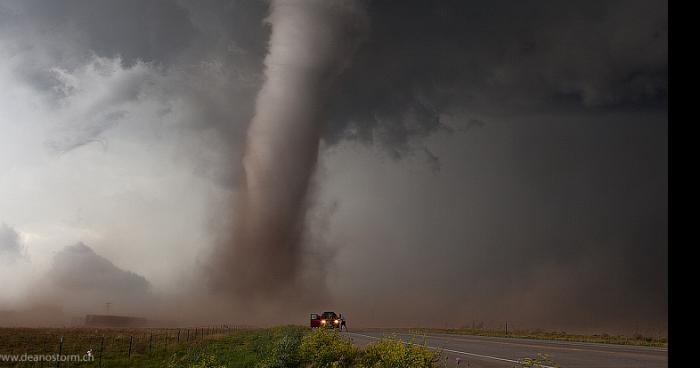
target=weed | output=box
[359,335,439,368]
[516,353,558,368]
[298,327,358,367]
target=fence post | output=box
[99,336,105,368]
[56,336,63,368]
[177,329,180,344]
[128,335,133,359]
[148,334,153,354]
[186,329,189,342]
[165,332,168,352]
[42,336,47,368]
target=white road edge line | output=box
[347,332,556,368]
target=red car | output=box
[310,311,345,329]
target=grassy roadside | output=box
[166,326,441,367]
[385,327,668,348]
[0,326,442,367]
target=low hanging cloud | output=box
[49,242,150,294]
[44,57,156,154]
[37,243,153,316]
[1,242,156,325]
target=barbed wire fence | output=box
[0,324,251,367]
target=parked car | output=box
[310,311,345,329]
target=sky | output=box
[0,0,667,335]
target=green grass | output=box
[0,326,264,367]
[0,326,443,367]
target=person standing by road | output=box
[340,314,347,331]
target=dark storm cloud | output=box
[0,223,25,264]
[451,113,666,331]
[324,0,667,147]
[0,0,666,332]
[325,111,666,333]
[322,1,665,334]
[3,0,667,148]
[7,0,196,65]
[2,0,667,169]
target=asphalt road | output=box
[343,330,668,368]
